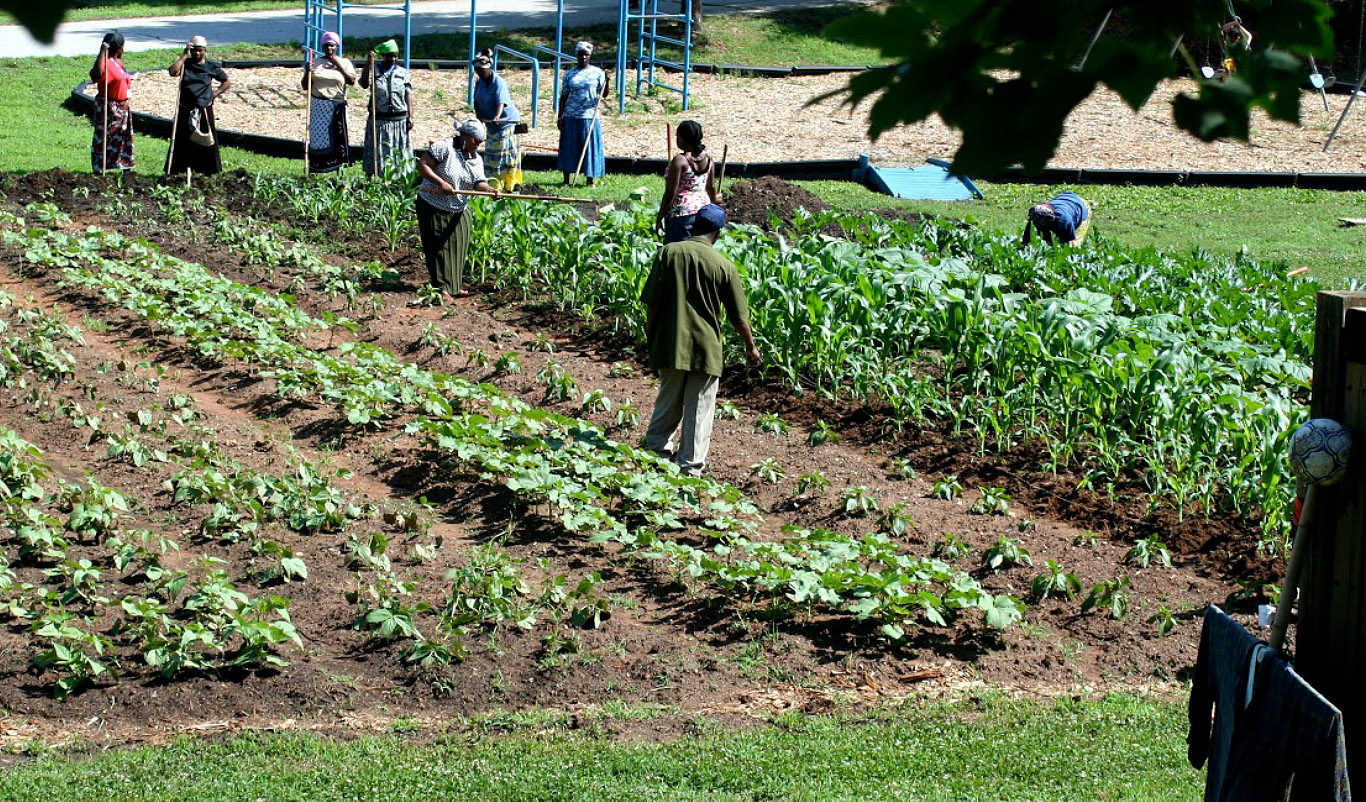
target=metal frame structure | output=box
[617,0,693,114]
[303,0,412,70]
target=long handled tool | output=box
[571,100,601,186]
[665,122,671,161]
[367,51,379,175]
[522,143,559,153]
[303,48,313,175]
[420,186,583,203]
[99,41,110,175]
[717,143,729,194]
[164,58,187,177]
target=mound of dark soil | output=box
[725,175,831,229]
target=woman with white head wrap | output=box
[556,40,607,185]
[359,38,413,177]
[166,34,231,175]
[300,31,357,173]
[416,119,501,299]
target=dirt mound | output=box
[724,175,831,229]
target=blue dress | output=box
[557,65,606,178]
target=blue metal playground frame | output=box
[303,0,412,70]
[619,0,692,113]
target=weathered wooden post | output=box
[1297,291,1366,770]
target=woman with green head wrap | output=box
[359,39,414,177]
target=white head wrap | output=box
[456,119,487,141]
[189,35,208,47]
[575,41,593,55]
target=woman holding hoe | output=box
[416,119,501,300]
[359,39,413,177]
[302,31,357,173]
[90,31,134,174]
[166,35,230,176]
[556,41,606,186]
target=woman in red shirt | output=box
[90,31,134,173]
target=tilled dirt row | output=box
[0,169,1261,749]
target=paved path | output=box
[0,0,835,59]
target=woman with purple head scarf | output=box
[301,31,357,173]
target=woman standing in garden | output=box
[302,31,357,173]
[416,120,501,300]
[90,31,135,174]
[655,120,720,243]
[556,41,607,186]
[359,39,413,177]
[166,35,230,176]
[472,49,522,191]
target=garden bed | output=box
[0,168,1281,751]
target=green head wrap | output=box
[374,39,399,55]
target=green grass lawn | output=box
[0,694,1201,801]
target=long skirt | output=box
[165,103,221,176]
[363,116,413,178]
[556,117,604,178]
[416,199,471,295]
[483,121,522,190]
[92,98,135,173]
[308,97,349,173]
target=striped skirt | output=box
[483,121,521,186]
[92,98,135,173]
[363,116,413,178]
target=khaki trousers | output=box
[644,369,719,477]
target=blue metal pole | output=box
[682,0,691,110]
[468,0,477,108]
[617,0,627,114]
[553,0,564,113]
[404,0,411,71]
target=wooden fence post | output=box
[1297,290,1366,771]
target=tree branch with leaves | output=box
[822,0,1333,175]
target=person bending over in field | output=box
[641,204,761,477]
[1022,191,1091,247]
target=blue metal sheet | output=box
[857,156,984,201]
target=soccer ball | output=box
[1289,418,1353,487]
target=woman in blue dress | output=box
[556,41,607,185]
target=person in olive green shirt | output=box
[641,204,762,476]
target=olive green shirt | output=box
[641,237,749,376]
